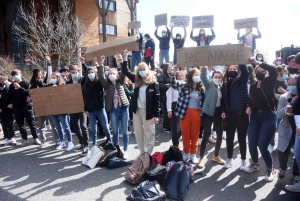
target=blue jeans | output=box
[89,108,111,145]
[159,49,169,67]
[295,135,300,174]
[131,51,142,72]
[248,110,277,168]
[51,114,72,142]
[110,106,129,151]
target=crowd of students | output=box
[1,26,300,193]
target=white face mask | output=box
[200,31,205,35]
[212,79,221,85]
[257,57,262,61]
[181,70,187,74]
[162,33,166,37]
[108,74,117,82]
[176,36,181,40]
[276,61,281,65]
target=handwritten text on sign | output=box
[169,16,190,27]
[234,18,258,29]
[177,44,252,67]
[30,83,84,117]
[192,15,214,29]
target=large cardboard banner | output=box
[234,18,258,29]
[30,84,84,117]
[192,15,214,29]
[128,21,141,29]
[176,44,252,67]
[155,13,168,27]
[169,16,190,27]
[84,35,138,61]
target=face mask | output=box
[200,31,204,35]
[288,68,298,74]
[246,30,251,34]
[108,74,117,82]
[13,75,21,81]
[213,79,221,85]
[71,73,78,79]
[139,71,147,77]
[162,33,166,37]
[256,72,266,80]
[176,36,181,40]
[193,76,201,83]
[51,79,57,84]
[104,71,109,76]
[181,70,187,74]
[282,74,288,80]
[88,73,95,80]
[276,61,282,65]
[0,83,4,87]
[287,86,297,94]
[157,73,161,77]
[257,57,262,61]
[228,71,238,79]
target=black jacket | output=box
[154,27,171,50]
[121,61,160,120]
[157,65,170,102]
[82,79,105,112]
[249,63,278,110]
[0,82,11,111]
[7,80,32,108]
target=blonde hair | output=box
[135,62,155,87]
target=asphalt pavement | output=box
[0,122,299,201]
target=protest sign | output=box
[177,44,252,67]
[169,15,190,27]
[192,15,214,29]
[128,21,141,29]
[155,13,168,27]
[30,84,84,117]
[84,35,138,61]
[234,18,258,29]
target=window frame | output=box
[99,24,117,36]
[98,0,116,12]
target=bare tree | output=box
[94,0,112,43]
[125,0,138,35]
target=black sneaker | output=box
[74,145,84,152]
[278,169,286,179]
[128,121,133,127]
[293,175,300,184]
[80,147,89,157]
[163,128,170,133]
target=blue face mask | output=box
[51,79,57,84]
[287,86,297,94]
[71,73,78,79]
[193,76,201,83]
[139,71,147,77]
[13,75,21,81]
[88,73,95,80]
[104,71,109,76]
[282,74,288,80]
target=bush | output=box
[0,56,32,81]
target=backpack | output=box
[152,152,164,165]
[163,163,189,200]
[97,142,118,167]
[124,152,152,185]
[162,147,183,166]
[126,180,166,201]
[107,157,130,169]
[146,164,167,186]
[165,161,195,182]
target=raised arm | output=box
[200,66,211,89]
[98,58,109,89]
[170,27,174,41]
[190,29,198,42]
[166,26,171,41]
[45,56,52,84]
[239,64,249,84]
[207,28,216,44]
[183,27,187,41]
[237,29,243,41]
[254,28,262,39]
[121,51,135,83]
[154,27,161,40]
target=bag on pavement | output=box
[97,142,118,167]
[146,164,167,186]
[107,157,130,169]
[126,180,166,201]
[162,147,183,166]
[165,161,195,182]
[82,146,104,169]
[151,152,164,165]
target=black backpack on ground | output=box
[146,164,167,186]
[97,142,118,167]
[162,147,183,166]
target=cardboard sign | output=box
[234,18,258,29]
[30,84,84,117]
[128,21,141,29]
[169,16,190,27]
[84,35,138,61]
[176,44,252,67]
[155,13,168,27]
[192,15,214,29]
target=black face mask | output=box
[288,68,298,74]
[228,71,238,79]
[256,72,266,80]
[0,83,4,87]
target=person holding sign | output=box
[154,26,171,67]
[169,68,205,164]
[171,27,186,65]
[98,54,130,160]
[244,57,277,182]
[190,28,215,47]
[128,29,143,72]
[144,33,155,70]
[237,27,261,56]
[121,51,160,156]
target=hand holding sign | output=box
[45,56,51,64]
[93,57,99,65]
[80,56,85,64]
[100,55,105,64]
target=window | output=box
[99,24,117,36]
[99,0,116,12]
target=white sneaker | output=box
[285,181,300,192]
[19,139,29,147]
[264,169,276,182]
[119,133,123,138]
[246,135,248,144]
[190,154,198,164]
[34,138,42,145]
[224,158,233,169]
[268,144,274,154]
[208,136,216,144]
[123,151,128,160]
[239,160,247,171]
[212,131,217,140]
[290,147,294,154]
[56,142,66,150]
[198,138,202,146]
[244,163,260,173]
[183,153,190,161]
[67,142,74,151]
[222,131,227,140]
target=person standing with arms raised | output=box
[154,25,171,67]
[237,27,261,56]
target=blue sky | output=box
[136,0,300,63]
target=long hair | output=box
[222,65,241,85]
[198,29,208,41]
[184,68,203,91]
[30,68,42,85]
[52,73,65,86]
[135,62,155,87]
